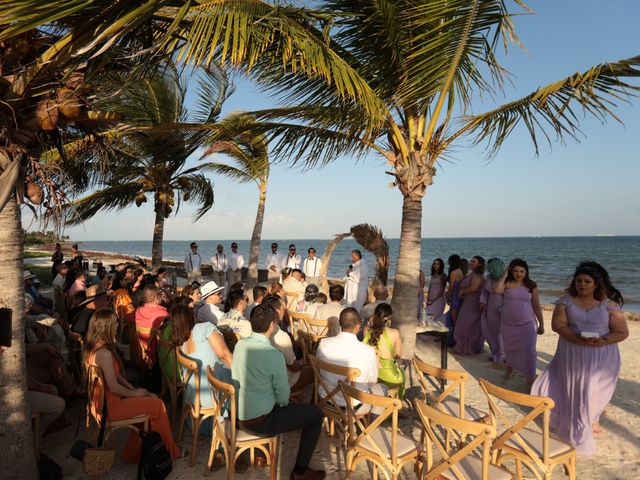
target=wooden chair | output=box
[67,331,86,387]
[478,379,576,480]
[305,317,330,337]
[86,365,149,442]
[298,329,326,363]
[415,399,513,479]
[205,366,279,479]
[176,348,218,467]
[284,291,300,310]
[287,310,311,342]
[413,356,488,422]
[156,335,183,430]
[340,380,421,480]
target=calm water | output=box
[78,236,640,312]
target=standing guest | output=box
[531,263,628,454]
[85,309,180,462]
[184,242,202,284]
[218,290,252,339]
[135,285,170,366]
[444,255,464,347]
[211,244,228,290]
[417,269,426,315]
[196,281,225,324]
[67,270,88,298]
[344,250,369,311]
[359,284,390,325]
[578,261,625,306]
[363,304,406,399]
[71,243,83,263]
[227,242,244,286]
[494,258,545,387]
[479,258,505,362]
[52,263,69,314]
[265,243,285,283]
[246,286,267,320]
[286,244,302,269]
[302,248,323,286]
[232,305,326,480]
[425,258,447,319]
[460,258,470,277]
[51,243,64,277]
[453,256,486,355]
[315,285,346,337]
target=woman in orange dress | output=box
[85,309,180,462]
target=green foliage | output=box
[23,251,50,258]
[25,264,53,287]
[23,230,68,245]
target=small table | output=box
[417,326,449,389]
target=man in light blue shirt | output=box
[232,305,326,480]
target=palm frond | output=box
[350,223,390,285]
[176,173,214,220]
[66,181,143,224]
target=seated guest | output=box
[155,267,170,287]
[359,284,390,325]
[71,284,108,338]
[196,281,224,324]
[135,285,169,366]
[24,291,65,352]
[315,285,346,336]
[246,286,267,319]
[316,293,327,304]
[52,263,69,313]
[363,304,406,399]
[315,308,378,405]
[110,272,136,325]
[92,266,109,290]
[283,269,307,303]
[27,342,80,399]
[67,270,88,298]
[296,284,323,321]
[24,270,53,310]
[232,305,325,480]
[218,290,252,339]
[268,282,285,299]
[180,284,202,316]
[85,309,180,462]
[263,295,314,392]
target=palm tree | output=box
[238,1,640,358]
[66,65,231,267]
[200,114,270,290]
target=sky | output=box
[59,0,640,241]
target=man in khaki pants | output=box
[227,242,244,287]
[211,244,228,291]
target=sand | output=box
[36,308,639,479]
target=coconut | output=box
[36,100,59,131]
[26,181,44,205]
[57,93,82,119]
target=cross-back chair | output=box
[67,330,86,387]
[284,291,300,310]
[155,334,183,429]
[298,329,326,363]
[288,310,311,342]
[415,399,513,479]
[478,379,576,480]
[205,366,279,479]
[340,380,421,480]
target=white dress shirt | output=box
[271,325,300,387]
[196,303,224,324]
[184,252,202,273]
[303,256,323,278]
[211,253,228,273]
[316,332,378,406]
[264,252,285,274]
[228,252,244,271]
[315,301,345,336]
[285,254,302,269]
[218,309,252,338]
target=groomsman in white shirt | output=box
[211,244,228,289]
[184,242,202,283]
[265,242,285,283]
[285,244,302,269]
[227,242,244,286]
[344,250,369,311]
[302,247,323,286]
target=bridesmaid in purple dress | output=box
[531,263,628,454]
[426,258,447,318]
[444,255,464,347]
[479,258,505,362]
[494,258,544,387]
[453,256,486,355]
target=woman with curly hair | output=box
[363,303,405,399]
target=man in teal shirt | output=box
[232,305,325,480]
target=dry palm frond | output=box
[319,232,350,293]
[350,223,390,285]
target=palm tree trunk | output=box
[390,193,422,359]
[0,198,38,477]
[245,179,267,291]
[151,207,165,268]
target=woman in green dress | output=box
[363,303,406,399]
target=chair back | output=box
[415,399,497,480]
[288,310,311,341]
[298,330,326,362]
[305,317,330,337]
[86,364,107,426]
[284,291,300,310]
[67,331,86,385]
[156,334,179,385]
[206,366,236,447]
[339,380,403,466]
[413,355,469,418]
[478,378,554,467]
[309,355,360,419]
[176,348,203,417]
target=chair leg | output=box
[270,437,279,480]
[515,459,524,480]
[177,405,186,443]
[189,416,199,467]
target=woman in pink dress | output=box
[531,263,628,454]
[479,258,505,362]
[453,256,486,355]
[425,258,447,318]
[494,258,544,387]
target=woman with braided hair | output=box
[363,303,406,399]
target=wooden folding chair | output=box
[288,310,311,342]
[156,335,183,430]
[176,349,218,467]
[415,399,513,479]
[340,381,421,480]
[478,379,576,480]
[205,366,279,479]
[298,330,325,363]
[67,331,86,387]
[305,317,330,337]
[284,291,300,310]
[413,356,488,422]
[86,365,149,442]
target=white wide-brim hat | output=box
[200,281,224,299]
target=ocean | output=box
[77,236,640,312]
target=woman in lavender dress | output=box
[444,255,464,347]
[531,263,628,454]
[479,258,505,362]
[494,258,544,387]
[453,256,486,355]
[425,258,447,318]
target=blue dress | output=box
[445,280,462,347]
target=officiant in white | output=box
[344,249,369,311]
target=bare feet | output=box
[592,422,603,436]
[502,366,514,381]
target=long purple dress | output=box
[444,279,462,347]
[531,296,621,454]
[453,274,484,354]
[501,285,537,379]
[426,274,446,318]
[480,277,504,362]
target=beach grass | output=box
[24,251,49,258]
[26,264,53,287]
